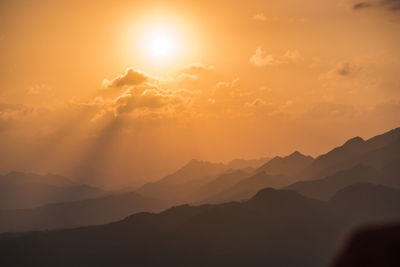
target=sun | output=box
[144,26,178,63]
[151,34,172,57]
[130,15,193,70]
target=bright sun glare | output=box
[145,26,178,62]
[151,34,172,57]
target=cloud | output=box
[91,82,199,120]
[182,62,214,72]
[215,78,239,90]
[244,98,267,108]
[335,62,352,76]
[253,13,267,21]
[345,0,400,12]
[353,2,374,9]
[250,47,302,67]
[26,84,53,96]
[324,62,362,78]
[0,103,35,122]
[102,68,149,89]
[169,62,215,88]
[175,73,199,82]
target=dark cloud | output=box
[336,63,352,76]
[353,2,374,9]
[352,0,400,11]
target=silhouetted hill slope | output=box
[286,164,381,200]
[2,184,399,267]
[331,183,400,224]
[204,171,292,204]
[226,157,271,170]
[0,172,105,209]
[331,224,400,267]
[360,136,400,170]
[299,127,400,179]
[190,169,252,203]
[256,151,313,177]
[136,158,269,204]
[286,154,400,200]
[0,192,166,233]
[136,160,230,203]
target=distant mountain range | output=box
[256,151,314,177]
[1,183,400,267]
[0,172,106,209]
[298,127,400,180]
[0,192,167,233]
[0,126,399,266]
[136,157,270,204]
[135,127,400,206]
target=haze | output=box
[1,0,400,188]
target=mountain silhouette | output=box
[1,183,400,267]
[286,164,381,200]
[136,159,228,203]
[256,151,314,177]
[225,157,271,170]
[0,172,105,209]
[299,127,400,179]
[0,191,166,233]
[137,158,269,204]
[203,171,292,204]
[190,169,252,203]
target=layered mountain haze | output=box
[136,157,270,204]
[1,0,400,264]
[299,127,400,180]
[0,126,399,265]
[256,151,314,177]
[286,164,381,200]
[0,172,105,209]
[1,184,400,267]
[204,172,290,204]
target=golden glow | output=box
[1,0,400,187]
[127,13,189,70]
[146,27,177,61]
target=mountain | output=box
[225,157,271,170]
[330,183,400,224]
[190,169,252,203]
[298,127,400,180]
[0,172,106,209]
[285,164,381,200]
[136,158,270,204]
[1,184,400,267]
[204,171,292,204]
[0,192,167,233]
[256,151,314,177]
[136,160,230,203]
[286,152,400,201]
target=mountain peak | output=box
[287,151,312,159]
[256,151,314,177]
[290,151,302,156]
[343,136,365,146]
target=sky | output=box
[0,0,400,187]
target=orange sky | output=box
[1,0,400,187]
